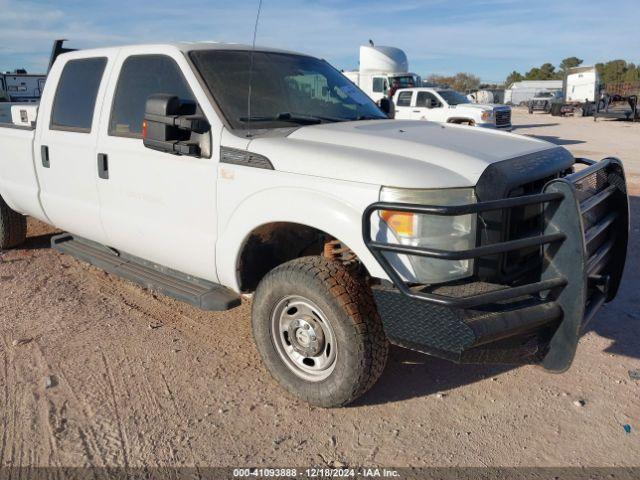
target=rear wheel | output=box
[252,256,388,407]
[0,195,26,249]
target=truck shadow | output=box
[356,194,639,407]
[522,134,585,146]
[353,346,513,406]
[511,123,559,130]
[583,194,639,359]
[23,232,56,250]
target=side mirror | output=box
[378,97,394,118]
[143,94,210,157]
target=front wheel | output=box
[252,256,388,407]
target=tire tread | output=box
[0,195,26,249]
[253,256,388,407]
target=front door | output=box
[35,56,111,244]
[95,51,221,282]
[415,91,442,122]
[394,90,415,119]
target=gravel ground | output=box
[1,108,639,468]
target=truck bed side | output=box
[0,124,48,223]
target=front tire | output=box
[252,256,388,407]
[0,195,26,249]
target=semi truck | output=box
[0,41,629,407]
[342,45,421,103]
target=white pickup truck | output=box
[393,87,513,129]
[0,42,629,407]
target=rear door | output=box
[94,49,223,281]
[394,90,415,119]
[35,55,111,243]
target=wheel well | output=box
[447,117,475,125]
[237,222,361,293]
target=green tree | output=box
[505,70,524,86]
[559,56,583,73]
[601,59,640,84]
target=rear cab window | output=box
[109,55,195,138]
[50,57,107,132]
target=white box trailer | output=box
[343,45,421,103]
[563,66,598,104]
[504,80,563,105]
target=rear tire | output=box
[252,256,388,407]
[0,195,26,249]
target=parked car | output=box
[0,41,629,407]
[394,87,512,129]
[528,91,563,114]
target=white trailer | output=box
[563,66,599,104]
[343,45,421,103]
[504,80,563,105]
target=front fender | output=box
[216,182,389,292]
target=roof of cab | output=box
[58,41,307,59]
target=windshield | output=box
[536,92,553,98]
[389,75,417,89]
[437,90,470,105]
[190,50,387,130]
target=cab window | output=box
[109,55,195,138]
[50,57,107,132]
[416,91,439,107]
[396,91,413,107]
[372,77,386,93]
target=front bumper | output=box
[363,158,628,370]
[478,122,513,131]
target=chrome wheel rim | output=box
[270,295,337,382]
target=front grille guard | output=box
[362,158,629,371]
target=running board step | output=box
[51,233,241,311]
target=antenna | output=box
[246,0,264,138]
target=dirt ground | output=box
[1,108,639,469]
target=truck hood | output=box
[451,103,509,112]
[245,120,560,189]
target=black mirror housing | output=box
[143,94,210,157]
[378,97,395,118]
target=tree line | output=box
[425,72,481,92]
[505,57,640,86]
[421,57,640,92]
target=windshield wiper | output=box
[239,112,338,125]
[356,115,386,121]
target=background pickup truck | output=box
[393,87,512,129]
[0,41,629,407]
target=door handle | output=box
[41,145,50,168]
[413,110,421,113]
[97,153,109,179]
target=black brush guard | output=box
[362,158,628,371]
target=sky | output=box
[1,0,638,84]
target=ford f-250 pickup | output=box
[0,42,629,407]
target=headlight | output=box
[379,187,477,284]
[481,110,494,121]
